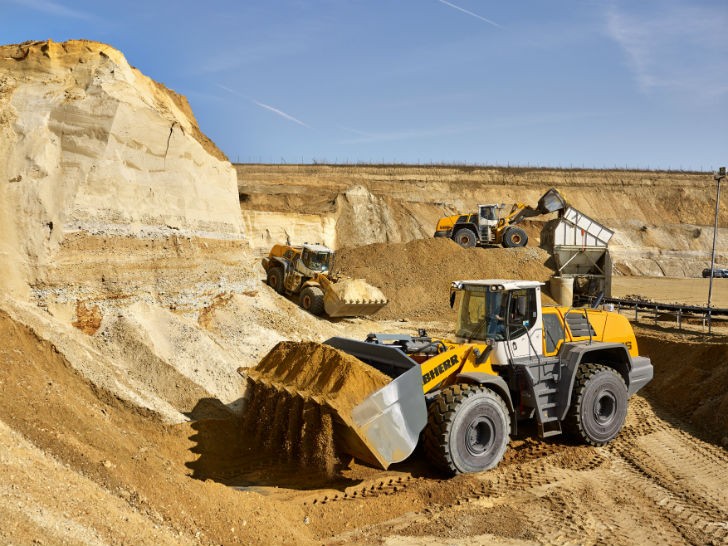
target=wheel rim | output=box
[593,390,617,425]
[465,416,495,456]
[302,295,310,309]
[459,235,470,245]
[511,234,522,244]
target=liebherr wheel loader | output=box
[251,279,653,475]
[262,243,388,317]
[434,188,567,248]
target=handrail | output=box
[578,295,728,317]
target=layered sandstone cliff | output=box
[236,164,728,276]
[0,40,246,310]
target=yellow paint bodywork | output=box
[435,215,460,234]
[417,306,639,394]
[265,243,300,262]
[419,341,494,393]
[548,306,640,357]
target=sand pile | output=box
[0,310,313,545]
[333,237,553,321]
[637,331,728,444]
[330,278,387,303]
[241,341,391,474]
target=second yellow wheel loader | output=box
[247,279,653,474]
[434,188,567,248]
[262,243,388,318]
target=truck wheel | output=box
[266,267,284,293]
[502,227,528,248]
[424,384,511,475]
[565,363,628,446]
[300,286,325,316]
[453,229,477,248]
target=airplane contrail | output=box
[216,84,309,128]
[437,0,501,28]
[252,100,309,128]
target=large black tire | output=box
[453,228,477,248]
[299,286,325,316]
[502,226,528,248]
[565,363,628,446]
[266,267,284,293]
[424,384,511,475]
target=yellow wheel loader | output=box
[434,188,567,248]
[247,279,653,474]
[261,243,388,317]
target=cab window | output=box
[506,289,537,339]
[479,206,497,221]
[301,249,331,272]
[542,312,565,354]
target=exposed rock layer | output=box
[236,164,727,276]
[0,40,246,307]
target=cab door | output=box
[542,308,566,356]
[496,288,542,360]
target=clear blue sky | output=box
[3,0,727,170]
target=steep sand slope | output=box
[638,329,728,444]
[0,311,314,545]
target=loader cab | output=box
[295,244,333,276]
[451,280,543,361]
[478,204,499,222]
[477,204,503,241]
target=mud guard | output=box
[627,356,653,396]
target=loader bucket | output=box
[239,340,426,470]
[347,365,427,467]
[322,278,388,317]
[537,188,567,214]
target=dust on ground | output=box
[636,326,728,444]
[0,310,312,545]
[612,276,728,307]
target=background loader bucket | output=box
[322,277,388,317]
[537,188,567,214]
[239,340,425,470]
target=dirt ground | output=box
[333,238,553,321]
[3,272,728,545]
[612,276,728,307]
[2,231,727,546]
[3,235,728,546]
